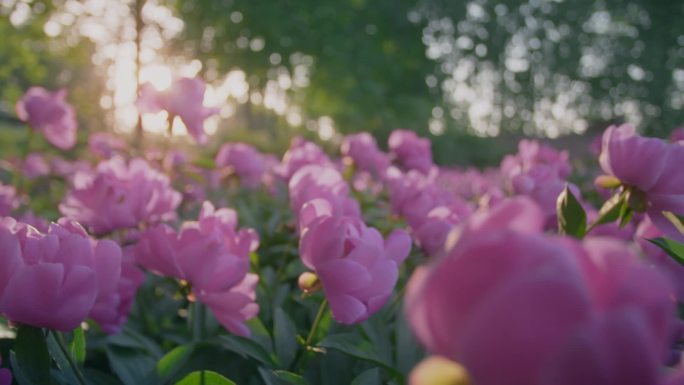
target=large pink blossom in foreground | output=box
[600,124,684,240]
[0,217,123,332]
[134,201,259,336]
[137,77,219,144]
[299,214,411,324]
[60,157,181,235]
[16,87,78,150]
[406,197,676,385]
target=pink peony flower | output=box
[299,214,411,324]
[288,164,359,226]
[412,201,473,257]
[134,201,259,336]
[385,167,452,228]
[501,140,573,226]
[341,133,390,175]
[275,137,333,181]
[405,197,676,385]
[599,124,684,240]
[22,152,51,179]
[0,217,122,331]
[137,77,219,144]
[670,127,684,143]
[388,129,433,174]
[60,157,181,235]
[0,184,19,217]
[215,142,265,188]
[88,132,127,159]
[16,87,78,150]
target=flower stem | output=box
[15,127,34,194]
[192,300,205,342]
[305,298,328,347]
[50,330,87,385]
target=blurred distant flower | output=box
[276,137,333,181]
[60,157,181,235]
[215,142,265,188]
[88,132,127,159]
[388,129,433,174]
[341,133,390,175]
[134,201,259,336]
[16,87,77,150]
[670,127,684,143]
[0,184,19,216]
[299,214,411,324]
[21,153,50,179]
[137,77,219,144]
[289,164,359,227]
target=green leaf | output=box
[12,326,51,385]
[105,345,157,385]
[351,368,381,385]
[274,308,298,368]
[591,191,626,228]
[663,211,684,236]
[648,237,684,267]
[174,370,236,385]
[157,344,195,380]
[556,185,587,237]
[46,331,79,385]
[273,370,308,385]
[69,327,86,365]
[319,333,400,378]
[190,158,216,170]
[218,335,277,367]
[106,327,163,358]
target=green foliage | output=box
[556,185,587,238]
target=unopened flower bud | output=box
[298,272,321,294]
[409,356,470,385]
[594,175,622,189]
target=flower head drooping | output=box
[16,87,78,150]
[134,201,259,336]
[137,77,219,144]
[60,157,182,235]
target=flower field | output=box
[1,80,684,385]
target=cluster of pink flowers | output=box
[133,201,259,336]
[284,139,411,324]
[59,156,182,235]
[0,217,139,333]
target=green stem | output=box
[50,330,87,385]
[305,299,328,347]
[15,127,34,194]
[192,300,205,342]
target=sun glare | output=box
[140,64,173,91]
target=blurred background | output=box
[1,0,683,166]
